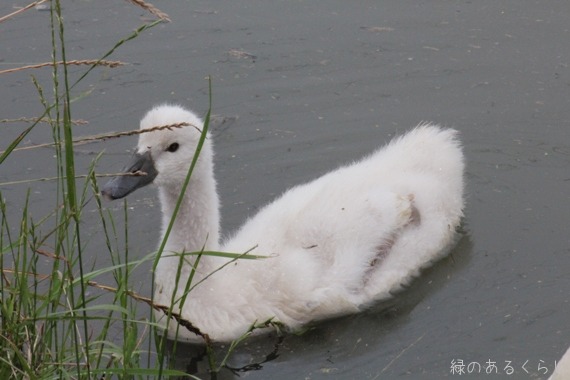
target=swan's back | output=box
[221,124,464,323]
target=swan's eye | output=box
[166,143,179,153]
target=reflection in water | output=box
[165,334,284,379]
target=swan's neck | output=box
[157,163,220,268]
[152,161,222,315]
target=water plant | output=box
[0,1,265,378]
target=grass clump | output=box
[0,1,186,378]
[1,2,281,379]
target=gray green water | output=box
[1,1,569,378]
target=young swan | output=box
[550,346,570,380]
[102,105,465,343]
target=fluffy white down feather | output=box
[105,105,465,342]
[550,346,570,380]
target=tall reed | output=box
[1,2,277,379]
[0,1,188,378]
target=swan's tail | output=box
[383,123,463,180]
[359,124,465,301]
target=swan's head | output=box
[101,105,208,200]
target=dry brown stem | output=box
[2,122,200,154]
[89,279,208,341]
[125,0,171,22]
[0,0,49,24]
[0,172,150,187]
[1,117,88,125]
[0,60,127,75]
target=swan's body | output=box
[102,105,465,343]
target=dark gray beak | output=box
[101,151,158,200]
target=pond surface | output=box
[1,1,569,378]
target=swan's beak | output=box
[101,151,158,201]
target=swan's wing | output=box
[225,161,414,263]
